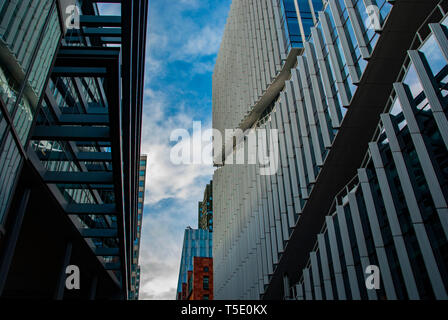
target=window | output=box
[203,276,209,290]
[203,295,209,300]
[139,181,144,187]
[204,267,209,272]
[139,170,145,176]
[140,160,146,166]
[138,191,143,198]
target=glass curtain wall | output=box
[0,0,61,223]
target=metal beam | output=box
[33,126,110,141]
[98,37,122,44]
[52,66,108,77]
[34,146,110,163]
[75,141,111,147]
[94,247,120,256]
[86,107,109,114]
[86,163,111,172]
[58,114,110,126]
[43,171,114,184]
[89,184,115,190]
[80,228,118,238]
[77,152,112,162]
[58,46,121,58]
[82,27,121,37]
[104,263,121,270]
[80,15,121,27]
[66,203,116,215]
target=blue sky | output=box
[101,0,230,300]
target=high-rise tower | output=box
[198,181,213,232]
[212,0,448,300]
[129,155,148,300]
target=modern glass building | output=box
[0,0,61,224]
[129,154,148,300]
[279,0,323,50]
[0,0,148,299]
[176,228,213,300]
[212,0,448,300]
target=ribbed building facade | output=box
[212,0,322,140]
[293,13,448,300]
[212,0,448,300]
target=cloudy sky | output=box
[101,0,231,300]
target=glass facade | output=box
[280,0,324,50]
[176,228,213,299]
[0,0,149,299]
[0,0,61,224]
[129,155,148,300]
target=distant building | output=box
[198,181,213,232]
[129,155,148,300]
[185,257,213,300]
[176,228,212,300]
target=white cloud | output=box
[140,89,214,205]
[138,211,187,300]
[94,0,230,302]
[138,88,214,300]
[182,26,224,58]
[137,0,231,300]
[191,61,215,75]
[147,0,229,62]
